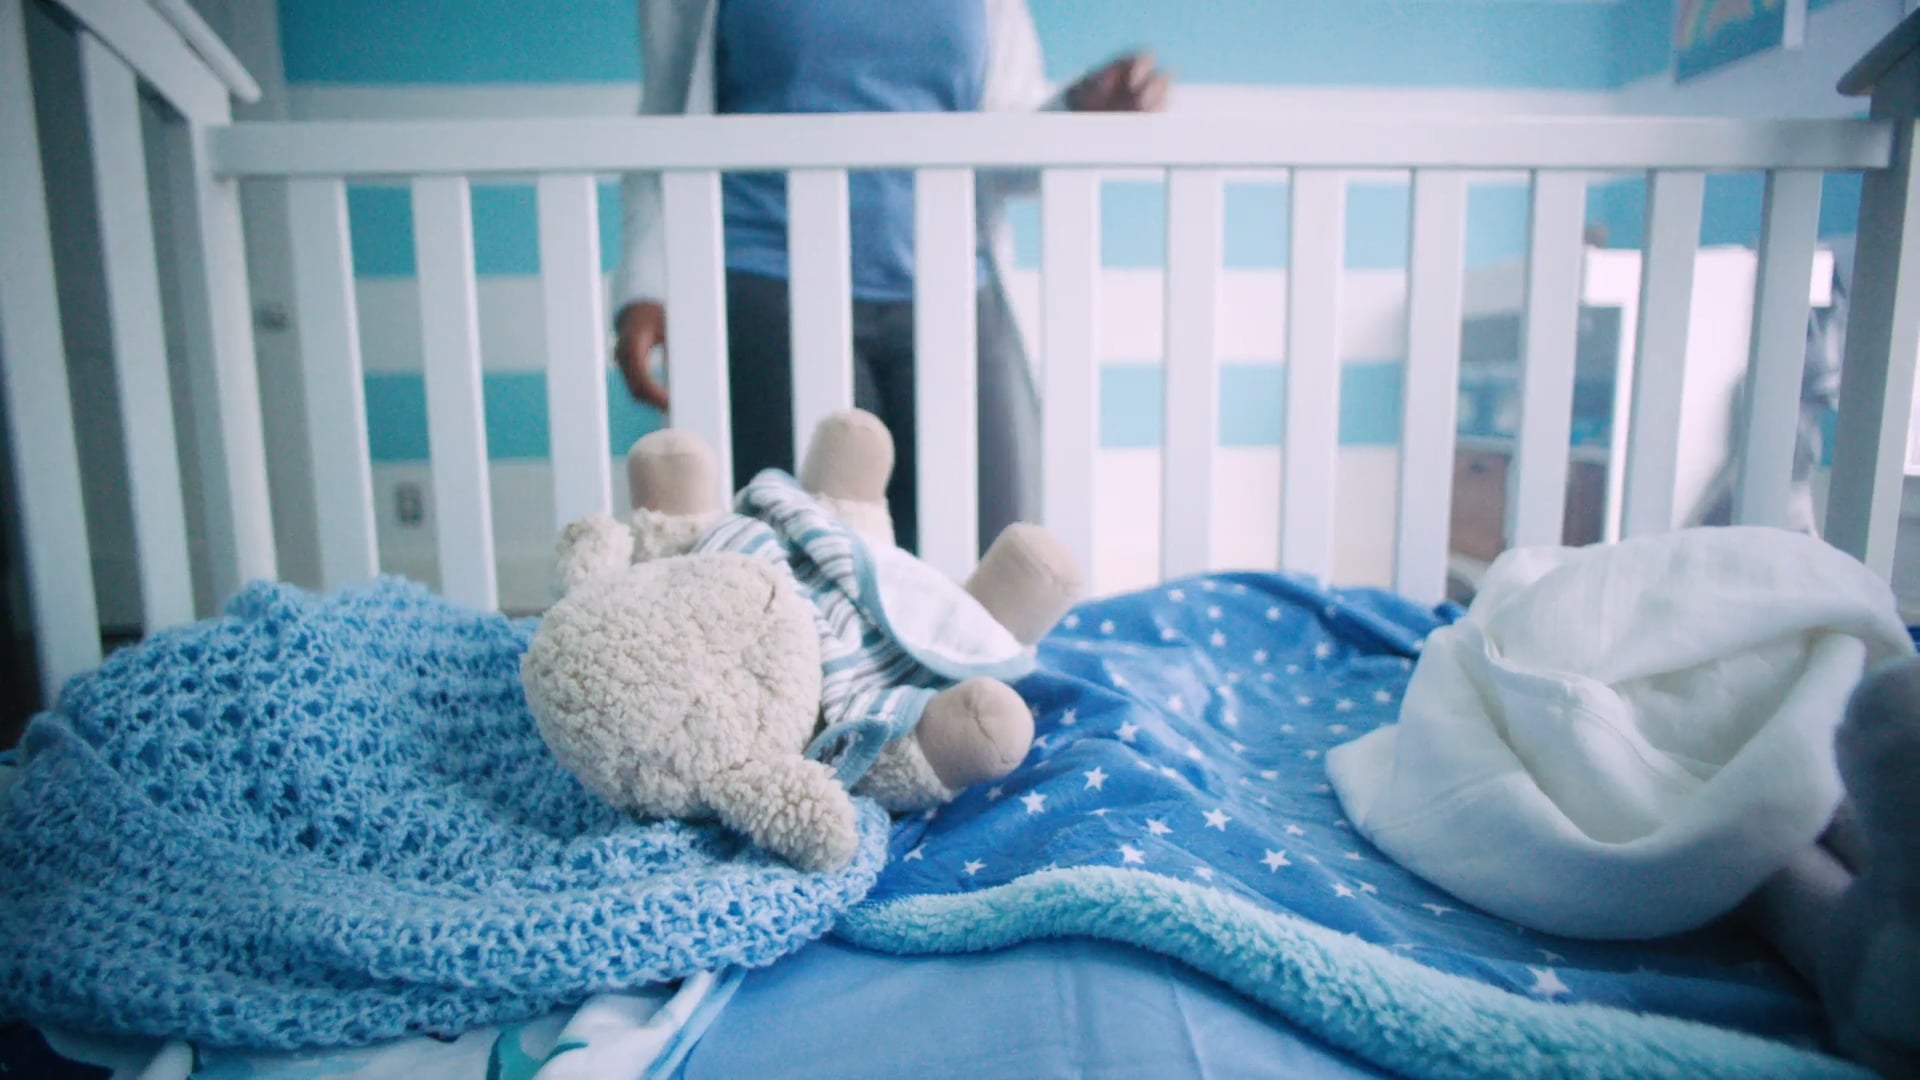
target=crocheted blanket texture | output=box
[0,578,888,1050]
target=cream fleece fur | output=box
[523,514,858,871]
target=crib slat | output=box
[1395,171,1468,605]
[1041,170,1101,578]
[915,168,980,579]
[537,174,611,528]
[286,178,380,590]
[1621,170,1706,538]
[1282,170,1347,582]
[412,177,498,610]
[1509,172,1589,549]
[1827,115,1920,576]
[1734,171,1823,530]
[80,35,194,631]
[1162,169,1224,581]
[788,169,855,455]
[0,0,101,693]
[661,170,733,503]
[161,113,279,604]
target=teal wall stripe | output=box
[1586,171,1865,251]
[342,173,1862,283]
[1097,361,1404,451]
[1030,0,1622,90]
[363,374,428,462]
[344,177,1630,280]
[283,0,1630,90]
[364,369,663,464]
[1609,0,1677,86]
[361,361,1404,464]
[348,181,624,278]
[280,0,640,84]
[1009,180,1588,273]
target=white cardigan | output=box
[612,0,1063,318]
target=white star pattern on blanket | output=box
[867,573,1826,1040]
[1527,967,1571,998]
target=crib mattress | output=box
[673,935,1384,1079]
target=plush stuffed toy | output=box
[1742,655,1920,1078]
[521,409,1084,873]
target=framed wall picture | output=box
[1674,0,1808,80]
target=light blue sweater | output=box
[713,0,991,300]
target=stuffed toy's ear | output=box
[554,514,635,592]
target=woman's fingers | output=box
[616,302,672,413]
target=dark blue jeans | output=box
[723,270,1039,557]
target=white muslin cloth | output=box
[1326,527,1914,940]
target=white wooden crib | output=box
[5,0,1920,715]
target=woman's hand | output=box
[1067,52,1170,113]
[615,301,671,412]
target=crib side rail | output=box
[2,0,270,709]
[203,111,1905,606]
[11,88,1919,713]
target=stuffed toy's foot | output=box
[966,524,1086,646]
[1823,656,1920,1077]
[702,751,862,873]
[916,677,1034,792]
[627,429,723,558]
[800,409,896,545]
[1746,656,1920,1078]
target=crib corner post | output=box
[1827,23,1920,577]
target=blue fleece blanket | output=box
[0,579,888,1051]
[838,573,1872,1080]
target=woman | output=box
[612,0,1168,554]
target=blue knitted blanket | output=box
[0,578,889,1051]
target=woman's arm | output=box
[611,1,698,321]
[979,0,1168,202]
[612,0,706,410]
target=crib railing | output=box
[5,0,1919,713]
[205,113,1899,593]
[2,0,270,704]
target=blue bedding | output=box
[679,936,1384,1080]
[837,573,1867,1080]
[0,579,887,1051]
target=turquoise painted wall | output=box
[282,0,1871,464]
[281,0,1636,89]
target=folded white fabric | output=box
[1327,527,1914,940]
